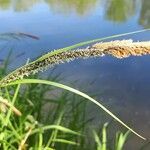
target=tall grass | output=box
[0,73,131,150]
[0,29,150,149]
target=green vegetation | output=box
[0,30,149,149]
[0,62,130,150]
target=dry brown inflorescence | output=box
[92,40,150,58]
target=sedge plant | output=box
[0,29,150,149]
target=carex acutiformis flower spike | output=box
[0,40,150,86]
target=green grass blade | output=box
[31,125,81,136]
[93,130,102,150]
[4,84,21,126]
[51,138,79,145]
[102,123,108,150]
[3,79,146,141]
[47,110,65,147]
[38,131,43,150]
[115,131,130,150]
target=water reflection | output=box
[13,0,39,12]
[0,0,149,27]
[0,0,98,15]
[139,0,150,28]
[0,0,39,11]
[105,0,136,23]
[45,0,97,15]
[0,0,11,9]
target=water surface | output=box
[0,0,150,149]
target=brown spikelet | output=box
[92,40,150,58]
[0,96,22,116]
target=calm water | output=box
[0,0,150,149]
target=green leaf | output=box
[2,79,146,141]
[31,125,81,136]
[51,138,79,145]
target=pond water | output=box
[0,0,150,149]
